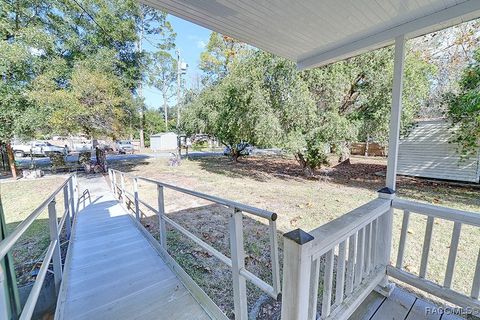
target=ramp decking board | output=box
[55,176,210,320]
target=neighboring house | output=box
[150,132,178,151]
[398,119,480,183]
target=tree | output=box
[142,108,167,146]
[199,32,249,85]
[445,49,480,157]
[135,4,175,147]
[413,20,480,118]
[0,0,55,177]
[302,46,434,150]
[147,51,177,131]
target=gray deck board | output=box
[55,176,210,320]
[351,287,467,320]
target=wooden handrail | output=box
[309,198,391,258]
[392,198,480,227]
[110,169,277,221]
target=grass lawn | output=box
[1,176,67,285]
[111,154,480,317]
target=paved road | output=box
[16,151,224,168]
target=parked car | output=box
[13,141,67,158]
[223,143,254,156]
[115,140,134,154]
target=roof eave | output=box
[297,0,480,70]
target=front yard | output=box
[111,154,480,318]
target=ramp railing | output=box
[0,174,78,320]
[109,168,280,320]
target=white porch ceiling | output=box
[141,0,480,69]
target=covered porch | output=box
[136,1,480,319]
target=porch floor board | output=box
[351,287,465,320]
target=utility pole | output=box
[176,49,181,130]
[176,50,188,131]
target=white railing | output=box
[108,169,281,320]
[389,198,480,310]
[281,196,392,320]
[0,174,78,320]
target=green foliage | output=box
[141,108,168,146]
[199,32,249,85]
[302,46,434,145]
[445,49,480,157]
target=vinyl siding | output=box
[397,120,480,183]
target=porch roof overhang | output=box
[140,0,480,70]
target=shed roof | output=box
[140,0,480,69]
[151,132,178,137]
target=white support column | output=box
[376,35,406,296]
[385,35,406,191]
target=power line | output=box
[69,0,116,42]
[69,0,165,51]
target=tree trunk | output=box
[365,134,370,157]
[6,143,17,179]
[295,152,314,177]
[163,97,168,131]
[338,141,351,163]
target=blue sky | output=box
[141,15,211,110]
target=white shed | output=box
[150,132,178,151]
[398,119,480,183]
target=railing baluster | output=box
[364,223,372,275]
[396,210,410,269]
[371,218,378,267]
[444,222,462,288]
[229,207,248,320]
[268,219,280,296]
[112,170,117,196]
[346,233,357,295]
[108,168,114,191]
[308,258,320,320]
[471,249,480,299]
[156,185,167,249]
[133,177,140,221]
[321,249,334,319]
[355,228,365,286]
[419,216,434,278]
[48,200,62,294]
[68,177,76,219]
[120,173,126,205]
[335,240,347,306]
[62,185,71,239]
[0,266,8,320]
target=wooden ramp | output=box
[55,176,210,320]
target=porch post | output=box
[385,35,406,190]
[377,35,406,294]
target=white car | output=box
[13,141,67,157]
[115,140,134,154]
